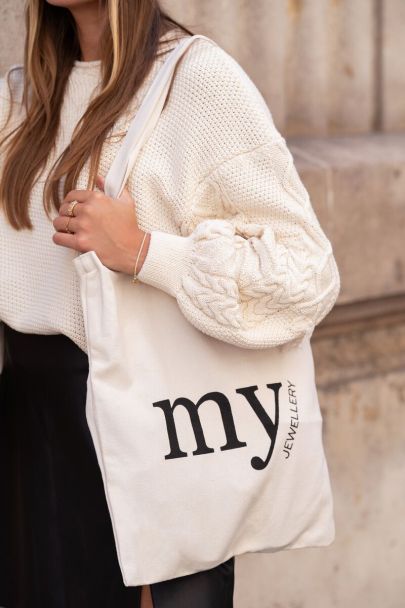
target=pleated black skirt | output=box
[0,322,235,608]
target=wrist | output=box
[134,230,151,275]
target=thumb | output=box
[96,173,133,203]
[116,180,134,204]
[95,173,105,191]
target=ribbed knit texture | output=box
[0,33,340,353]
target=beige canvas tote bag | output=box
[3,34,335,587]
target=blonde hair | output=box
[0,0,193,229]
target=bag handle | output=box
[103,34,212,200]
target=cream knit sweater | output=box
[0,33,340,354]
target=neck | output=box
[68,1,105,62]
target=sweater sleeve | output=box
[0,75,8,131]
[0,65,24,133]
[136,42,341,349]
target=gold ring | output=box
[65,216,73,234]
[67,200,79,217]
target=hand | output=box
[52,174,151,275]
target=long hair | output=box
[0,0,193,230]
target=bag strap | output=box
[103,34,212,200]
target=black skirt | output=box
[0,322,235,608]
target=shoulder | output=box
[165,36,280,158]
[173,36,272,120]
[174,35,244,78]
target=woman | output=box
[0,0,341,607]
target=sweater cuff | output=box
[136,230,194,298]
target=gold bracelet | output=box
[132,231,149,284]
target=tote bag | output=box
[73,34,335,587]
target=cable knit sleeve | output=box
[136,41,341,349]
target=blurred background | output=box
[1,0,404,606]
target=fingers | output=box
[52,179,108,253]
[59,175,133,218]
[52,217,89,252]
[59,200,84,217]
[59,190,103,217]
[52,230,81,251]
[52,215,79,233]
[95,172,134,204]
[95,174,105,191]
[62,189,92,205]
[62,171,107,209]
[52,213,90,253]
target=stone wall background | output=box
[1,1,404,606]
